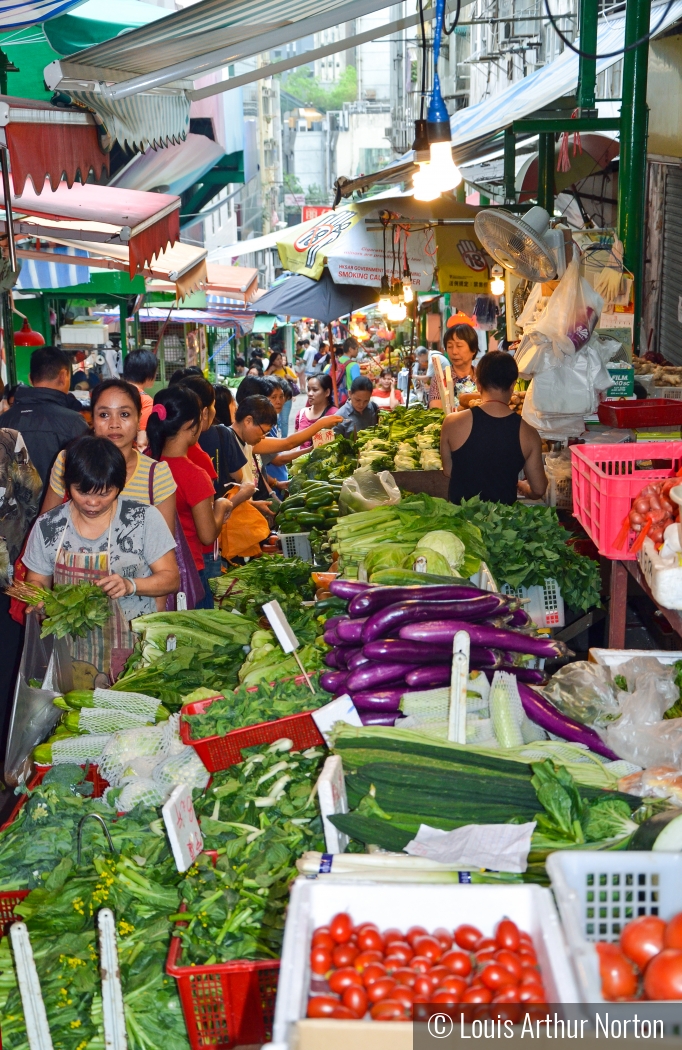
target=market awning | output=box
[1,178,180,277]
[254,269,378,324]
[0,0,82,29]
[0,95,108,194]
[15,244,91,291]
[109,133,225,195]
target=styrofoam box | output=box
[547,851,682,1018]
[637,536,682,610]
[589,648,681,668]
[271,878,580,1048]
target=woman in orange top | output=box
[123,349,158,449]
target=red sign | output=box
[301,205,334,222]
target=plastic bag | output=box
[523,255,604,359]
[339,468,401,514]
[602,658,681,767]
[540,662,621,728]
[521,380,587,441]
[618,766,682,806]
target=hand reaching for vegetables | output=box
[96,573,134,600]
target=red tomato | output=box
[370,1000,407,1021]
[432,989,458,1004]
[330,1005,356,1019]
[310,947,332,975]
[406,926,429,947]
[413,974,435,998]
[521,967,542,986]
[362,963,388,987]
[519,984,546,1003]
[307,996,339,1018]
[596,942,638,1001]
[410,955,433,973]
[413,936,443,962]
[383,928,405,946]
[644,948,682,1000]
[333,943,359,968]
[620,916,666,970]
[441,949,472,977]
[312,928,334,950]
[438,976,468,999]
[354,950,383,972]
[342,984,368,1018]
[358,927,385,953]
[385,941,412,964]
[480,964,517,991]
[433,928,454,952]
[518,948,538,965]
[476,937,497,952]
[496,950,523,980]
[429,964,450,983]
[355,922,380,936]
[367,977,398,1003]
[384,956,407,974]
[329,913,353,945]
[393,967,417,988]
[455,925,483,951]
[392,985,416,1008]
[461,985,493,1004]
[491,985,520,1003]
[665,914,682,950]
[329,968,363,994]
[495,919,521,952]
[474,948,497,966]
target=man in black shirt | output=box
[0,346,87,485]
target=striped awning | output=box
[0,0,82,30]
[15,244,91,290]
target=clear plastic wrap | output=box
[339,469,401,514]
[540,662,621,728]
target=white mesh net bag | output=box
[79,708,156,735]
[489,670,547,747]
[93,688,161,720]
[152,746,210,792]
[161,713,186,756]
[114,778,168,812]
[51,734,112,765]
[99,725,169,787]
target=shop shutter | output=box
[659,166,682,365]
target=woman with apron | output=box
[23,436,179,685]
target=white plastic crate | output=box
[654,386,682,400]
[589,648,681,668]
[547,851,682,1013]
[637,536,682,610]
[502,577,565,629]
[544,472,573,511]
[272,878,579,1048]
[279,532,312,561]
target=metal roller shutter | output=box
[659,166,682,365]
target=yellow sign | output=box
[435,225,491,294]
[277,207,361,280]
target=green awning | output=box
[252,314,277,334]
[43,0,166,55]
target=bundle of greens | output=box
[210,556,314,609]
[530,760,641,851]
[113,645,245,711]
[289,435,358,482]
[6,581,110,639]
[457,497,601,612]
[238,625,326,688]
[130,608,255,665]
[355,406,444,472]
[184,676,329,740]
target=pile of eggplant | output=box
[318,579,617,759]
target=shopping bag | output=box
[221,500,270,561]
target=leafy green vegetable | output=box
[664,661,682,719]
[114,645,246,710]
[414,530,466,574]
[210,556,314,606]
[581,798,638,843]
[185,677,330,739]
[613,674,628,692]
[7,581,110,638]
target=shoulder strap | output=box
[148,459,157,504]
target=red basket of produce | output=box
[180,700,324,773]
[166,910,279,1050]
[598,398,682,429]
[571,441,682,559]
[0,764,108,833]
[0,891,29,938]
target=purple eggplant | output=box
[517,682,619,760]
[400,620,572,659]
[347,650,370,671]
[319,670,349,694]
[498,666,548,685]
[336,617,368,644]
[359,711,403,726]
[348,583,493,619]
[405,648,503,689]
[330,580,372,600]
[506,608,534,630]
[362,639,452,665]
[323,628,357,648]
[350,688,405,711]
[324,651,343,669]
[362,595,507,643]
[345,662,415,693]
[323,615,347,631]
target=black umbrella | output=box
[254,268,378,324]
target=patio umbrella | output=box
[254,268,378,324]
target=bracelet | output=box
[127,578,137,596]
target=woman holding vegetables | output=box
[24,435,179,680]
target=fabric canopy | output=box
[254,269,378,323]
[0,95,108,194]
[16,245,90,290]
[109,133,224,195]
[0,0,82,29]
[1,178,180,277]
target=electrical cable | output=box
[418,0,427,119]
[444,0,462,36]
[543,0,674,60]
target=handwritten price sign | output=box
[162,784,204,872]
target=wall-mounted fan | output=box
[474,206,572,283]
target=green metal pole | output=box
[577,0,598,110]
[537,134,554,213]
[456,182,466,204]
[618,0,651,355]
[504,128,516,204]
[119,301,127,358]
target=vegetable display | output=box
[354,405,444,472]
[183,676,330,740]
[210,555,315,609]
[6,580,110,638]
[306,914,547,1020]
[598,913,682,1001]
[276,479,343,534]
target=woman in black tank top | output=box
[440,352,547,506]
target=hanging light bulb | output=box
[402,262,414,303]
[387,301,407,323]
[378,274,392,315]
[411,117,439,202]
[490,265,505,296]
[423,0,462,195]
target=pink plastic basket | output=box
[570,441,682,559]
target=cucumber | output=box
[62,690,96,709]
[631,810,682,850]
[32,743,53,765]
[369,567,460,586]
[297,512,325,527]
[307,491,334,509]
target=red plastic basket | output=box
[0,890,30,938]
[598,399,682,429]
[166,911,279,1050]
[570,441,682,559]
[0,764,108,833]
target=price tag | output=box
[312,694,362,745]
[162,784,204,872]
[262,600,299,654]
[312,427,336,449]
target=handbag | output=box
[148,462,204,611]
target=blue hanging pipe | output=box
[427,0,450,139]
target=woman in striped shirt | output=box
[40,378,177,533]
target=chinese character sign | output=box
[162,784,204,872]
